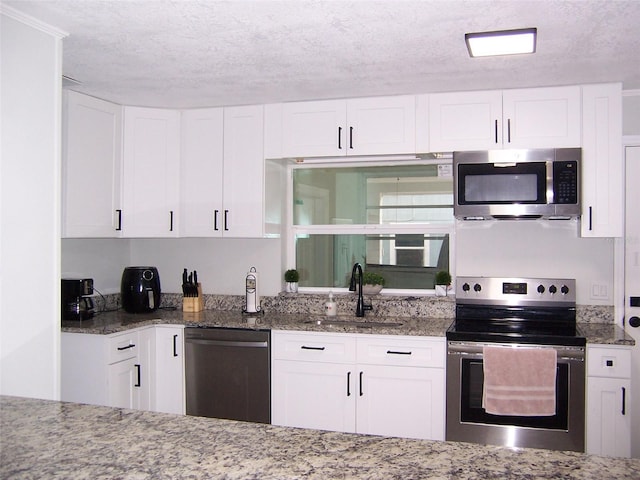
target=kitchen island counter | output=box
[2,395,639,479]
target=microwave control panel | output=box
[553,161,578,205]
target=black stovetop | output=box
[446,318,586,346]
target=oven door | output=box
[446,341,585,452]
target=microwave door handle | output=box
[493,162,517,168]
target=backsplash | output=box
[93,292,614,323]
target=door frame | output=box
[614,136,640,325]
[614,135,640,458]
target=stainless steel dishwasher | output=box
[184,327,270,423]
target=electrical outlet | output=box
[590,283,609,300]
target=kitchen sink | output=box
[303,320,404,328]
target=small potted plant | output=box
[434,270,452,297]
[284,269,299,293]
[361,271,385,295]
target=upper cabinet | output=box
[62,91,123,238]
[580,83,623,237]
[429,86,581,151]
[122,107,181,237]
[180,108,224,237]
[277,95,417,158]
[180,105,265,238]
[222,105,265,237]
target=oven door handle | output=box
[447,341,585,360]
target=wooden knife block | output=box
[182,283,204,312]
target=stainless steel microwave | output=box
[453,148,581,220]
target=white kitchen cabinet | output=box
[272,359,357,432]
[429,86,581,151]
[61,325,185,414]
[107,355,141,409]
[271,330,445,441]
[586,345,631,457]
[180,108,224,237]
[355,335,445,440]
[428,90,503,152]
[122,107,180,237]
[154,325,185,414]
[62,328,146,409]
[221,105,265,237]
[272,331,357,432]
[62,91,123,237]
[171,105,265,238]
[580,83,623,237]
[280,95,417,158]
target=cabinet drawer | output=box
[357,335,445,368]
[272,331,356,364]
[107,330,140,364]
[587,346,631,378]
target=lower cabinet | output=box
[62,325,184,414]
[586,345,631,457]
[154,325,185,414]
[271,330,445,440]
[107,355,142,409]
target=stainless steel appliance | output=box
[61,278,95,321]
[446,276,586,452]
[121,266,161,313]
[453,148,580,220]
[185,327,270,423]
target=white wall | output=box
[61,239,131,294]
[1,8,66,399]
[623,91,640,136]
[456,219,614,305]
[61,237,283,296]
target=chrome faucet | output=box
[349,262,373,317]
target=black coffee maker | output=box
[121,266,161,313]
[61,278,95,321]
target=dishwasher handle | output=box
[185,338,268,348]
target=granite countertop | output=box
[62,308,455,338]
[62,307,635,346]
[2,395,639,480]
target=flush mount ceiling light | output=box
[465,28,537,57]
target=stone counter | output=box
[2,395,639,479]
[62,307,634,346]
[62,308,454,338]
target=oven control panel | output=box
[456,276,576,306]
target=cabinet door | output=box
[61,332,109,406]
[271,359,356,433]
[580,83,623,237]
[356,365,444,440]
[347,95,417,155]
[107,357,140,410]
[154,326,185,414]
[137,328,155,411]
[281,100,346,158]
[62,91,122,237]
[428,90,503,151]
[222,105,265,237]
[181,108,224,237]
[502,86,581,149]
[587,377,631,457]
[122,107,180,237]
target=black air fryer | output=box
[121,266,161,313]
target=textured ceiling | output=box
[5,0,640,108]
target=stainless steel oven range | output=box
[446,276,586,452]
